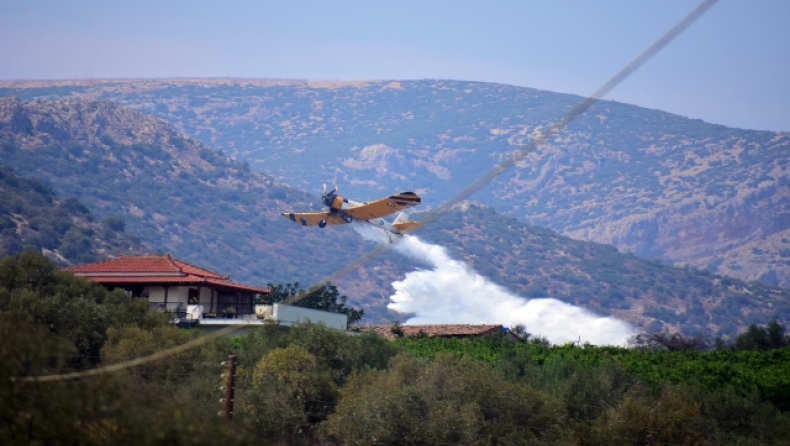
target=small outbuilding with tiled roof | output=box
[359,324,518,341]
[68,255,270,319]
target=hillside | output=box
[418,203,790,337]
[2,78,786,288]
[2,96,788,334]
[0,166,144,265]
[0,96,407,320]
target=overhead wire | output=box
[286,0,720,304]
[11,323,241,382]
[12,0,719,382]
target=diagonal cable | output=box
[16,0,718,381]
[12,323,241,383]
[288,0,720,303]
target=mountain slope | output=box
[0,166,144,265]
[418,202,790,337]
[0,96,405,314]
[2,96,788,335]
[2,78,786,288]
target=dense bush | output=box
[322,354,569,445]
[732,319,789,351]
[1,253,789,445]
[0,251,162,362]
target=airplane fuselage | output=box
[342,199,407,240]
[329,196,345,210]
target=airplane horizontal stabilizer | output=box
[392,212,420,232]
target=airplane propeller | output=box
[321,183,339,207]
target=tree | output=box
[628,332,709,352]
[390,321,405,338]
[590,385,705,446]
[320,354,567,445]
[262,282,364,325]
[240,344,337,441]
[732,320,789,351]
[0,251,163,364]
[102,215,125,232]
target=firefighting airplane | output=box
[282,184,421,240]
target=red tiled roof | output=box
[67,255,269,294]
[69,255,183,275]
[358,324,503,340]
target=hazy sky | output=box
[1,0,788,131]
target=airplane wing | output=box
[282,212,345,226]
[345,192,421,220]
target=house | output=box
[68,254,270,320]
[67,254,348,331]
[358,324,519,340]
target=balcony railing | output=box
[148,302,187,320]
[148,301,256,323]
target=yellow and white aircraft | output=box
[283,184,421,238]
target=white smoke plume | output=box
[353,223,634,346]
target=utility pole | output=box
[221,355,236,421]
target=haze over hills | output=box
[1,78,787,290]
[1,95,789,335]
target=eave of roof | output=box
[82,275,271,294]
[204,277,271,294]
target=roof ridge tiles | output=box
[163,254,184,274]
[170,257,227,279]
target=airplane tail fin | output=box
[391,212,421,232]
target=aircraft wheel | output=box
[319,220,327,228]
[343,215,353,223]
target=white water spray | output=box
[354,223,634,346]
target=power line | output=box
[12,0,719,382]
[286,0,720,305]
[11,323,242,382]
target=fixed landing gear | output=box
[343,214,353,223]
[318,220,327,228]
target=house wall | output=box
[143,286,191,305]
[170,287,189,305]
[199,287,213,306]
[197,287,214,314]
[145,286,167,302]
[137,284,263,318]
[143,286,216,313]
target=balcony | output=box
[146,302,347,331]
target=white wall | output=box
[273,304,347,330]
[199,287,213,306]
[143,286,190,305]
[145,286,166,302]
[169,287,189,305]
